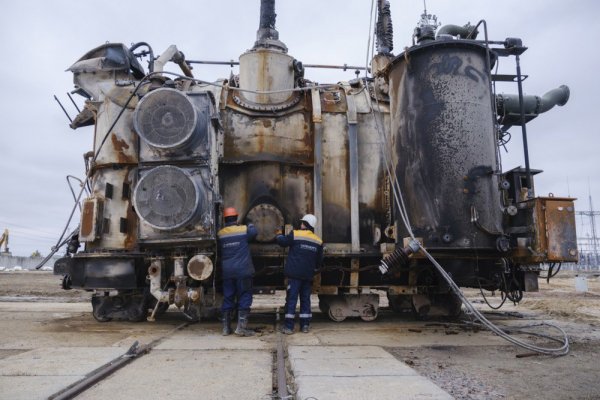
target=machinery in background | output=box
[0,229,11,256]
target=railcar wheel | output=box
[92,311,111,322]
[328,305,346,322]
[360,304,378,322]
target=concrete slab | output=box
[313,325,508,347]
[289,346,452,400]
[0,302,91,313]
[289,345,393,360]
[0,347,127,376]
[156,332,272,350]
[77,349,273,400]
[0,347,127,400]
[295,375,453,400]
[0,376,83,400]
[293,357,418,377]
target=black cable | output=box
[478,275,507,310]
[129,42,155,73]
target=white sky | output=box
[0,0,598,257]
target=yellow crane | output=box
[0,229,10,255]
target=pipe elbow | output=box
[437,24,478,39]
[539,85,570,112]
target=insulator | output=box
[379,246,411,275]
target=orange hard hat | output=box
[223,207,238,218]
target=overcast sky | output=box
[0,0,598,257]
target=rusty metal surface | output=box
[94,99,139,167]
[220,163,312,228]
[83,168,137,250]
[222,110,312,164]
[238,48,294,104]
[321,113,350,242]
[80,197,103,242]
[531,197,578,262]
[388,42,503,250]
[320,88,347,114]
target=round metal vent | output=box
[134,88,197,149]
[246,203,284,242]
[134,166,201,230]
[187,255,213,281]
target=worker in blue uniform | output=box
[217,207,258,336]
[276,214,323,334]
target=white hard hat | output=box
[300,214,317,229]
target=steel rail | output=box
[48,322,190,400]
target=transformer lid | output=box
[134,88,198,149]
[134,166,201,230]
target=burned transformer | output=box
[52,0,577,322]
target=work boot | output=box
[222,310,232,336]
[301,325,309,333]
[234,310,255,337]
[281,327,294,335]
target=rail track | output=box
[46,311,293,400]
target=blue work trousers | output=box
[222,277,253,312]
[284,278,312,330]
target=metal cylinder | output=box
[238,49,294,104]
[388,41,504,249]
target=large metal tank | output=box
[388,41,504,249]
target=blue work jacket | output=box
[276,229,323,281]
[217,222,258,279]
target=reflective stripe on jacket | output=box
[277,229,323,281]
[217,223,257,279]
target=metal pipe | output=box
[311,88,323,237]
[148,258,168,303]
[437,24,478,39]
[346,92,360,252]
[66,92,81,113]
[154,45,194,78]
[496,85,570,116]
[54,95,72,123]
[186,59,367,72]
[515,54,532,192]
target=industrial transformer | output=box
[53,0,577,322]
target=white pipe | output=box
[148,258,168,302]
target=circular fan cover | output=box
[134,88,197,149]
[134,166,201,230]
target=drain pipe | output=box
[148,258,168,302]
[147,258,168,322]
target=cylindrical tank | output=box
[388,41,503,249]
[238,48,294,104]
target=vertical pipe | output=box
[515,54,532,195]
[174,257,185,277]
[346,91,359,252]
[312,88,323,238]
[347,91,360,293]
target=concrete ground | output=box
[0,300,451,400]
[1,271,600,399]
